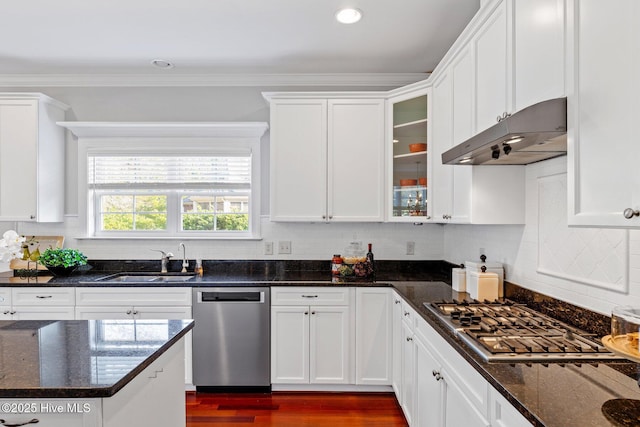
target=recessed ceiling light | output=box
[151,59,174,69]
[336,8,363,24]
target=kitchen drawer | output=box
[271,287,351,306]
[75,287,191,306]
[12,287,75,306]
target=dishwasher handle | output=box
[198,291,265,303]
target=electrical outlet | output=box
[264,241,273,255]
[406,241,415,255]
[278,241,292,254]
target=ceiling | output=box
[2,0,480,84]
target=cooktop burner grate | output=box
[424,300,623,362]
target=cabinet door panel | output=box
[12,306,75,320]
[431,71,453,222]
[568,0,640,226]
[271,306,309,383]
[328,99,385,222]
[415,335,443,427]
[444,368,490,427]
[400,321,415,426]
[309,306,350,384]
[355,288,391,385]
[270,99,327,221]
[0,101,37,220]
[474,1,509,134]
[391,292,403,399]
[75,306,133,320]
[514,0,565,110]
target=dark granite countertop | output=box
[392,281,640,427]
[3,259,639,425]
[0,319,194,398]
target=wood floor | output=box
[186,391,408,426]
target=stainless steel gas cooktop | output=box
[425,300,623,362]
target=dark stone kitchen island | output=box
[0,319,193,427]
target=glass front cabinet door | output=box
[387,88,431,222]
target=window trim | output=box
[68,122,267,240]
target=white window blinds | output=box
[88,155,252,190]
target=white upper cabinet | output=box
[473,0,511,134]
[267,94,385,222]
[513,0,566,110]
[567,0,640,227]
[387,87,430,222]
[430,72,454,223]
[0,93,69,222]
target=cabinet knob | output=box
[304,311,309,315]
[406,336,413,342]
[394,300,401,304]
[133,310,138,315]
[2,311,9,315]
[623,208,640,219]
[328,215,333,220]
[404,311,410,317]
[322,215,327,220]
[311,311,316,315]
[126,310,132,315]
[30,215,36,219]
[432,370,443,381]
[10,311,16,315]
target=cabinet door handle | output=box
[623,208,639,219]
[2,311,9,315]
[35,295,52,299]
[126,310,132,315]
[0,418,40,427]
[29,215,35,220]
[302,295,318,298]
[9,311,16,315]
[132,310,138,315]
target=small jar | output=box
[331,255,343,275]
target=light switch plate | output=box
[278,241,291,254]
[264,241,274,255]
[406,241,415,255]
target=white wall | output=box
[0,86,443,267]
[444,156,640,316]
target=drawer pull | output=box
[35,295,53,299]
[0,419,40,427]
[302,295,319,298]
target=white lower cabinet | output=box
[74,287,193,386]
[271,287,354,386]
[490,385,533,427]
[0,287,75,320]
[355,288,392,385]
[393,291,491,427]
[0,337,186,427]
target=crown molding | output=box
[57,121,269,138]
[0,73,428,88]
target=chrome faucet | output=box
[179,242,188,273]
[151,249,174,273]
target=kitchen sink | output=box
[90,273,196,284]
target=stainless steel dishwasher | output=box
[192,287,270,391]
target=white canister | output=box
[467,268,499,301]
[452,268,467,292]
[465,260,504,298]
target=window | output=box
[69,122,266,239]
[89,155,252,236]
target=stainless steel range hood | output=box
[442,97,567,165]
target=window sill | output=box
[74,236,262,241]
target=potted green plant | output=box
[39,248,88,276]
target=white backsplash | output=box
[444,156,640,315]
[0,217,444,272]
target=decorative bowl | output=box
[409,143,427,153]
[399,179,418,187]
